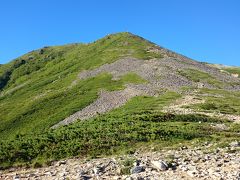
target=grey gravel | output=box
[1,143,240,180]
[53,56,240,128]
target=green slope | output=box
[1,92,239,169]
[0,32,162,139]
[223,67,240,77]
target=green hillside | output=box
[0,32,162,140]
[0,32,240,169]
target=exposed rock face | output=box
[1,143,240,179]
[53,57,240,128]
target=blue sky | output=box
[0,0,239,66]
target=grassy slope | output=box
[178,69,223,88]
[191,88,240,115]
[223,67,240,77]
[0,32,162,140]
[1,91,239,169]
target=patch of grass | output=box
[223,67,240,77]
[178,69,223,88]
[229,123,240,133]
[111,91,181,115]
[119,157,135,175]
[200,102,218,111]
[120,72,147,84]
[192,89,240,115]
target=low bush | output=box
[0,112,228,169]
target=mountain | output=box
[0,32,240,171]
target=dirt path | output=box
[162,94,240,123]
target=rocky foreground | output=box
[1,142,240,180]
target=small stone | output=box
[204,141,210,146]
[180,146,188,150]
[179,165,189,171]
[125,177,133,180]
[14,175,20,180]
[58,160,67,166]
[133,160,141,166]
[216,162,223,167]
[214,172,222,177]
[224,159,230,163]
[230,141,240,147]
[204,155,211,161]
[187,170,198,177]
[44,171,51,176]
[151,160,168,171]
[131,166,145,174]
[170,163,177,170]
[236,172,240,179]
[208,168,215,175]
[93,166,104,175]
[28,173,36,177]
[215,149,220,153]
[80,175,91,180]
[194,159,202,164]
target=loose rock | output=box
[151,160,168,171]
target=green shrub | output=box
[0,112,229,169]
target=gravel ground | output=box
[1,142,240,180]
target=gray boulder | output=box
[131,166,145,174]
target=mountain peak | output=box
[94,31,153,45]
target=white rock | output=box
[230,141,240,147]
[151,160,168,171]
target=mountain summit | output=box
[0,33,240,172]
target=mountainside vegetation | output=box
[0,32,240,169]
[1,92,239,169]
[0,33,161,140]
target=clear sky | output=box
[0,0,239,66]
